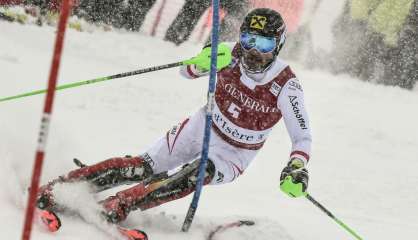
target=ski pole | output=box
[306,193,364,240]
[0,48,229,103]
[181,0,221,232]
[0,62,182,103]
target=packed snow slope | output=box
[0,22,417,240]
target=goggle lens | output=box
[240,32,277,53]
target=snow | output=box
[0,20,418,240]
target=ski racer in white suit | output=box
[37,8,312,224]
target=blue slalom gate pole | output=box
[181,0,220,232]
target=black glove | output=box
[280,158,309,197]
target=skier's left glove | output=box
[280,158,309,198]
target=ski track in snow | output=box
[0,20,417,240]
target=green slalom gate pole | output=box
[0,46,230,103]
[306,194,364,240]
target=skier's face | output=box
[240,32,276,74]
[241,48,275,74]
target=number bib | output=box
[212,63,294,150]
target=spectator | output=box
[0,0,22,5]
[218,0,250,41]
[75,0,125,27]
[164,0,211,45]
[394,0,417,89]
[122,0,157,31]
[330,0,416,89]
[164,0,251,45]
[330,0,380,80]
[73,0,157,31]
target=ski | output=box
[207,220,255,240]
[37,208,148,240]
[38,209,61,232]
[117,226,148,240]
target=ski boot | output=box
[100,159,215,224]
[36,155,154,209]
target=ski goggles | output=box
[239,32,277,53]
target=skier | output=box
[37,8,312,226]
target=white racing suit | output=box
[37,43,312,223]
[143,42,312,185]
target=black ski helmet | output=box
[240,8,287,53]
[239,8,287,74]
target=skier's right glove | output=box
[183,42,232,71]
[280,158,309,198]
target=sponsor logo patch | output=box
[142,152,155,167]
[223,82,279,113]
[166,119,189,154]
[216,171,225,183]
[289,96,308,130]
[250,15,267,30]
[213,110,270,144]
[270,81,282,96]
[288,79,303,92]
[154,189,182,199]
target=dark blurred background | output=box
[1,0,416,89]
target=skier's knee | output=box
[205,159,216,183]
[207,159,241,185]
[186,158,215,185]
